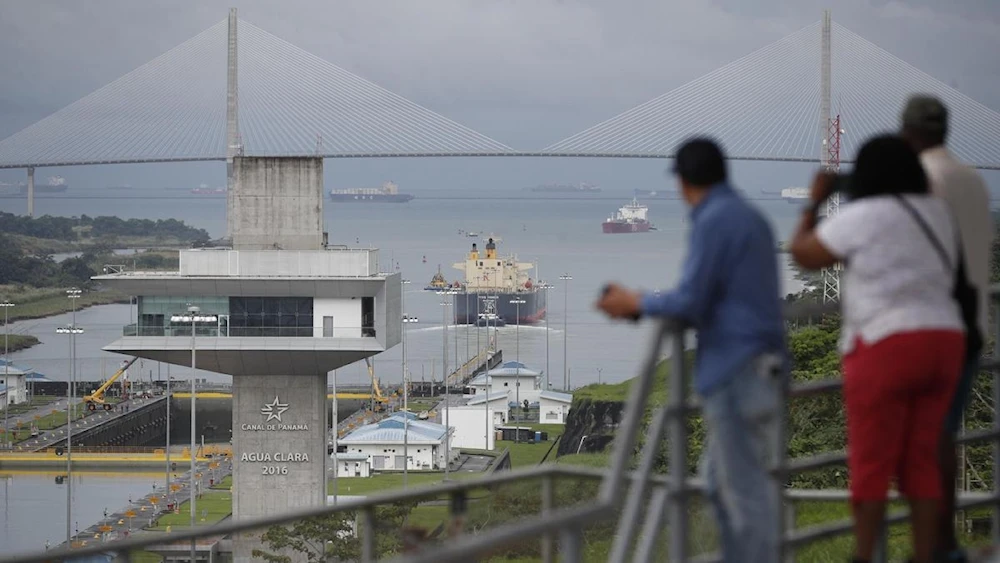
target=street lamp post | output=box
[55,318,83,545]
[437,290,457,479]
[539,283,554,390]
[510,298,525,440]
[1,301,13,450]
[559,274,572,390]
[401,279,410,488]
[598,367,603,385]
[170,305,217,562]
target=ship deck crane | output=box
[83,357,138,410]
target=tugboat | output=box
[603,198,651,234]
[425,266,449,292]
[452,237,545,325]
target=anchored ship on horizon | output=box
[451,237,545,325]
[329,181,414,203]
[603,198,652,234]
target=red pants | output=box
[843,330,964,502]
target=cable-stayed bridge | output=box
[0,10,998,169]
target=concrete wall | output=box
[48,397,168,447]
[232,374,326,561]
[448,406,495,450]
[313,298,362,338]
[376,274,401,350]
[230,157,324,251]
[179,249,379,278]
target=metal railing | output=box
[122,324,376,338]
[4,291,1000,562]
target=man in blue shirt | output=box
[598,138,786,562]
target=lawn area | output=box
[5,403,90,443]
[0,286,127,323]
[3,334,40,353]
[211,475,232,490]
[498,439,556,467]
[3,395,58,416]
[329,471,480,497]
[404,399,438,412]
[148,491,232,531]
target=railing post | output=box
[773,364,790,563]
[993,296,1000,542]
[872,522,888,563]
[667,328,688,562]
[783,502,796,563]
[560,525,583,562]
[362,507,376,562]
[542,473,555,563]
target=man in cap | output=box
[597,138,786,562]
[902,95,994,562]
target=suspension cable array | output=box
[544,21,1000,168]
[1,17,999,169]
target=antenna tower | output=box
[819,10,841,303]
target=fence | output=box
[3,290,999,562]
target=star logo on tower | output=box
[260,396,289,423]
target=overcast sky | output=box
[0,0,998,193]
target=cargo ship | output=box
[603,198,651,234]
[191,184,226,195]
[633,188,675,199]
[0,176,69,196]
[781,187,809,203]
[330,181,414,203]
[452,238,545,325]
[524,182,601,193]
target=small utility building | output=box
[339,413,456,470]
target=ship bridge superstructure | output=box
[454,238,534,293]
[608,198,649,224]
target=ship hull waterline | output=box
[453,290,547,325]
[602,221,651,234]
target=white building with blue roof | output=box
[467,362,573,424]
[0,364,29,407]
[339,412,456,471]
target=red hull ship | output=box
[603,198,651,234]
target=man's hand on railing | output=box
[596,283,642,322]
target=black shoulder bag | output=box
[894,195,983,358]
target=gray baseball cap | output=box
[901,95,948,133]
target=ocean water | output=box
[0,188,804,388]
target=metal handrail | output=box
[6,287,1000,561]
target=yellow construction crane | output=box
[84,357,138,411]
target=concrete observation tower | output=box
[93,10,401,560]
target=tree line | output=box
[0,212,209,242]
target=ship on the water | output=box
[452,238,545,325]
[192,184,226,195]
[603,198,651,234]
[633,188,675,199]
[524,182,601,193]
[0,176,69,195]
[781,187,809,203]
[330,181,414,203]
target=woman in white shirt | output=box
[790,135,964,563]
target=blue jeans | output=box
[700,355,782,563]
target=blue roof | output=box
[540,390,573,403]
[467,391,510,406]
[0,358,47,379]
[341,414,448,443]
[488,361,540,377]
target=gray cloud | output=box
[0,0,997,192]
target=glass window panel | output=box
[279,314,296,327]
[245,297,263,315]
[298,298,314,315]
[279,298,297,316]
[298,314,314,329]
[263,298,279,315]
[230,298,247,317]
[262,313,279,327]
